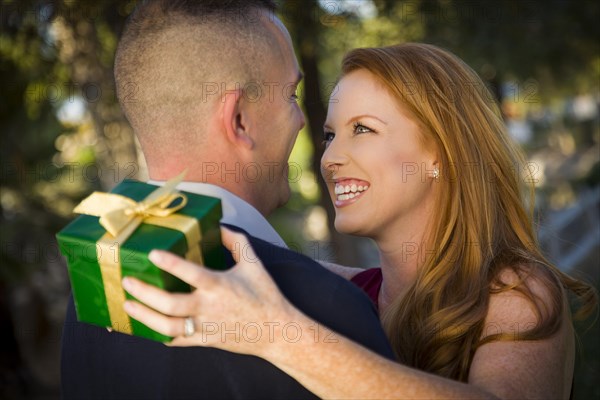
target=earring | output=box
[432,167,440,180]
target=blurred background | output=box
[1,0,598,398]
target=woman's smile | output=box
[333,178,370,207]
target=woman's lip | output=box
[333,177,370,185]
[333,179,370,192]
[330,177,370,208]
[332,186,369,208]
[334,189,366,208]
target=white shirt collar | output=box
[147,180,287,248]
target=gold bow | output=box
[74,171,188,237]
[73,171,203,335]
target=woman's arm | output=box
[122,229,574,400]
[259,310,500,400]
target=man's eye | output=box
[291,88,299,102]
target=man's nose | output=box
[298,111,306,130]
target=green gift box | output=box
[56,178,225,342]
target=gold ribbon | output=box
[73,171,203,334]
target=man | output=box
[61,1,393,398]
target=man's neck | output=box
[146,179,287,248]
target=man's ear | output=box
[221,89,254,150]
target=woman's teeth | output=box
[334,183,369,201]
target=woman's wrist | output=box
[257,304,315,363]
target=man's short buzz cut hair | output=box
[114,0,281,151]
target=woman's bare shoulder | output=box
[483,264,567,339]
[470,265,575,399]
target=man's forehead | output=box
[267,13,291,39]
[258,11,292,51]
[258,12,300,78]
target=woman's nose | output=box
[320,141,347,181]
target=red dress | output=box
[350,268,383,310]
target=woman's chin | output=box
[334,217,366,236]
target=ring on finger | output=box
[183,316,195,337]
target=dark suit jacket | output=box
[61,226,394,399]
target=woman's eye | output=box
[323,131,335,144]
[354,123,371,134]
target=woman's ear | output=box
[430,161,440,180]
[221,89,255,150]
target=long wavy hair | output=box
[340,43,597,381]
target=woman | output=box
[123,43,597,399]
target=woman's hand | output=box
[122,227,298,356]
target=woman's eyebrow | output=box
[346,114,388,125]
